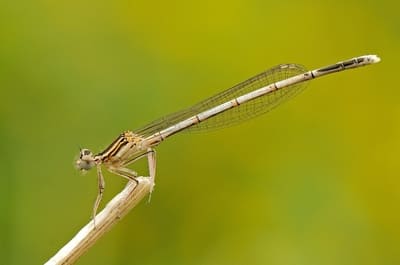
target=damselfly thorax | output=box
[96,131,148,166]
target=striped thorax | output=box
[76,131,147,171]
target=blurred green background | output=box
[0,0,398,264]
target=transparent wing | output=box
[135,64,308,136]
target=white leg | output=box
[93,165,105,227]
[147,148,156,193]
[107,148,156,203]
[108,166,139,182]
[119,148,156,188]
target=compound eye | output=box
[83,149,91,156]
[79,149,92,158]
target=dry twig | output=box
[45,177,153,265]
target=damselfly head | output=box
[76,148,95,171]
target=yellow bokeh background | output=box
[0,0,398,264]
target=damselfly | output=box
[76,55,380,221]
